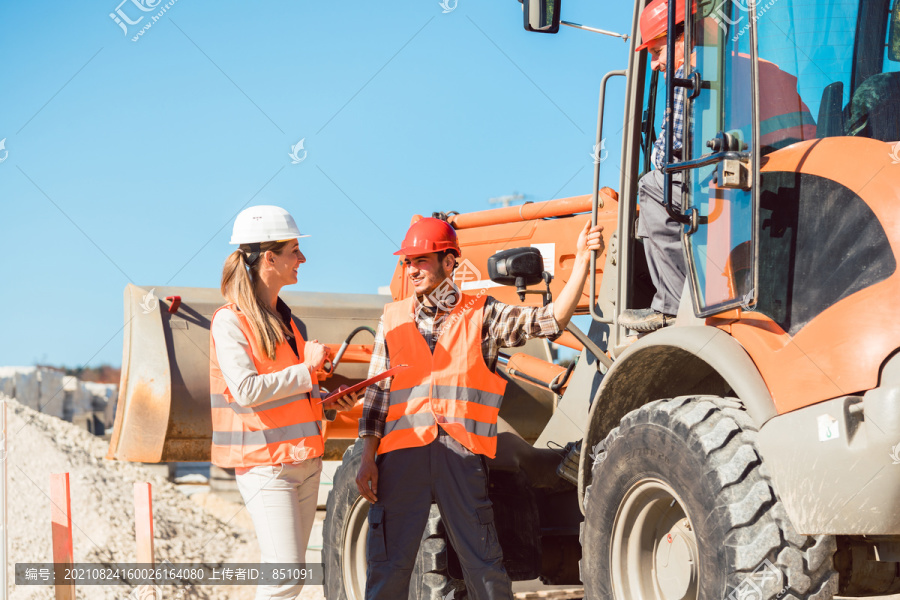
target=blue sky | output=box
[0,1,634,368]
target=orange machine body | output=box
[709,137,900,414]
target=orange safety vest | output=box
[209,303,324,468]
[730,54,818,149]
[378,293,508,458]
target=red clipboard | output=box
[318,364,409,404]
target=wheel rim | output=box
[610,478,699,600]
[340,496,370,600]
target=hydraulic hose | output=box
[325,326,377,374]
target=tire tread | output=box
[582,396,838,600]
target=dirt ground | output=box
[4,395,897,600]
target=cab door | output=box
[670,1,758,316]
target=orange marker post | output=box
[49,473,75,600]
[134,482,154,565]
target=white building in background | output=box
[0,366,116,429]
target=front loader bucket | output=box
[106,284,388,463]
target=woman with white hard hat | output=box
[209,205,356,599]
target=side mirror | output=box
[890,0,900,62]
[522,0,561,34]
[487,247,553,304]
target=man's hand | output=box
[356,458,378,502]
[356,436,381,503]
[576,221,605,261]
[320,386,359,411]
[553,220,606,329]
[303,339,329,372]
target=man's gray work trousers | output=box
[636,169,687,316]
[365,429,512,600]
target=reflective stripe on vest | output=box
[441,415,497,438]
[383,413,497,438]
[760,111,816,139]
[759,110,817,149]
[211,420,323,446]
[210,386,321,414]
[389,385,503,409]
[384,412,437,435]
[209,302,324,468]
[378,293,508,458]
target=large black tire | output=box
[323,439,467,600]
[581,396,839,600]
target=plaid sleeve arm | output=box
[672,65,685,155]
[653,126,665,170]
[359,317,390,439]
[485,298,562,349]
[652,65,686,170]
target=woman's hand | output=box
[320,385,359,411]
[303,339,329,372]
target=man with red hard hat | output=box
[357,216,603,599]
[621,0,816,332]
[618,0,690,333]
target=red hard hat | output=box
[394,217,460,257]
[635,0,686,52]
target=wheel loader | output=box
[108,0,900,597]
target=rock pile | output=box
[3,394,260,599]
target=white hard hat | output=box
[229,205,309,245]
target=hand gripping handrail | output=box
[590,70,626,325]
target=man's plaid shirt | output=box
[651,64,685,171]
[359,295,561,438]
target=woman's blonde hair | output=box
[221,240,292,361]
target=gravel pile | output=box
[1,394,322,600]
